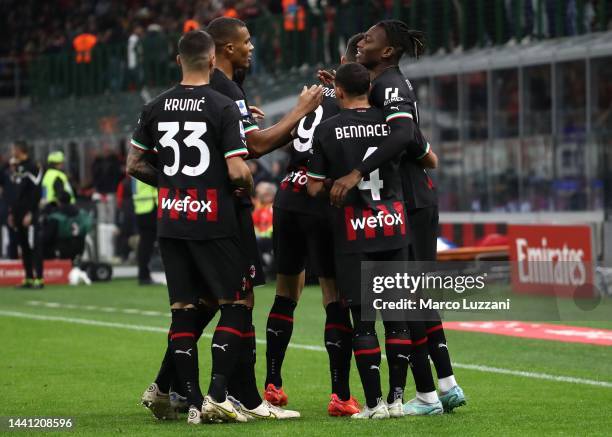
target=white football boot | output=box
[351,399,390,419]
[141,383,178,420]
[386,398,404,418]
[187,405,202,424]
[240,399,301,420]
[201,395,248,423]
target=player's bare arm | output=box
[306,178,326,198]
[329,117,432,207]
[249,105,265,119]
[317,69,336,86]
[127,147,158,187]
[422,149,438,169]
[246,85,324,158]
[226,156,254,192]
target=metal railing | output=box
[9,0,606,102]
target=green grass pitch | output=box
[1,280,611,436]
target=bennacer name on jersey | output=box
[158,187,218,221]
[163,97,206,112]
[334,123,390,140]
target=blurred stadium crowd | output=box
[2,0,612,98]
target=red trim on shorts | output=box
[268,313,294,323]
[354,347,381,356]
[242,331,255,338]
[325,323,352,333]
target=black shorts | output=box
[236,206,266,288]
[335,247,408,307]
[159,237,248,305]
[273,207,335,278]
[408,205,439,261]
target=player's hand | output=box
[233,187,249,197]
[296,85,323,117]
[323,178,334,191]
[330,170,362,207]
[317,69,335,86]
[250,106,265,120]
[22,212,32,227]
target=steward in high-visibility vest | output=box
[282,0,305,31]
[131,177,157,285]
[132,178,157,215]
[42,151,75,206]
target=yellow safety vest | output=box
[42,168,75,204]
[132,178,158,215]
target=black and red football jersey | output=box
[274,86,340,215]
[210,68,259,208]
[308,107,408,254]
[131,83,248,240]
[369,66,437,210]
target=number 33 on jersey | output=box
[131,84,248,240]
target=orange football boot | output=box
[327,394,361,416]
[264,384,288,406]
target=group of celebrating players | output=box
[127,16,466,424]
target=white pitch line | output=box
[25,301,169,318]
[1,309,611,389]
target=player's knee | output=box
[276,273,303,302]
[218,298,249,306]
[171,302,197,310]
[352,318,376,338]
[320,277,338,306]
[169,306,199,336]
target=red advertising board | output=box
[0,260,71,286]
[508,224,593,297]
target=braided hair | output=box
[376,20,425,61]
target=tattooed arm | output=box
[126,147,158,187]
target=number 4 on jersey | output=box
[358,147,384,201]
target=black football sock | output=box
[425,315,454,379]
[238,321,263,409]
[408,321,436,394]
[208,304,248,402]
[169,308,203,407]
[154,331,173,394]
[383,321,411,404]
[167,305,218,396]
[324,302,353,401]
[227,308,262,409]
[265,295,297,388]
[351,307,382,409]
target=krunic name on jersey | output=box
[334,123,390,140]
[163,97,207,112]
